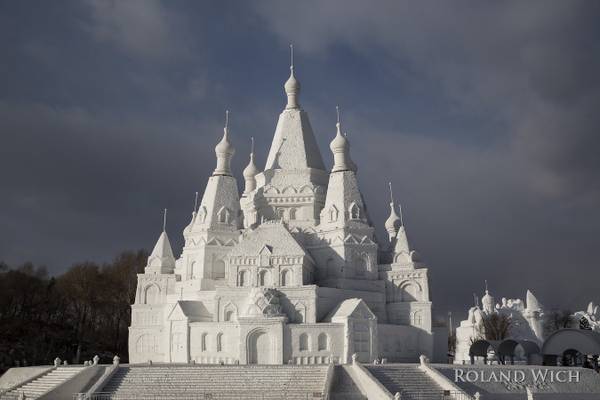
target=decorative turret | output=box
[243,137,260,193]
[385,182,401,240]
[213,110,235,176]
[145,209,176,274]
[284,45,300,110]
[330,106,355,172]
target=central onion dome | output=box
[285,66,300,109]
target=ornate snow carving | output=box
[243,287,283,318]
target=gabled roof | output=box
[168,301,212,322]
[324,298,377,321]
[229,223,310,260]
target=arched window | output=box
[201,333,207,352]
[412,311,422,326]
[349,203,360,219]
[281,270,291,287]
[294,302,306,323]
[299,333,309,351]
[328,205,338,222]
[144,284,160,304]
[225,310,235,321]
[216,333,223,352]
[318,333,329,351]
[213,260,225,279]
[277,208,285,220]
[259,270,270,286]
[289,208,297,220]
[238,270,248,287]
[217,207,230,224]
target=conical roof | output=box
[146,231,176,272]
[264,67,325,172]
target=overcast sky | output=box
[1,1,599,318]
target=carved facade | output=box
[129,63,434,364]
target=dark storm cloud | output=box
[0,0,599,318]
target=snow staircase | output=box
[4,366,86,399]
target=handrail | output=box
[83,364,121,398]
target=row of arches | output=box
[264,185,322,195]
[326,202,362,223]
[237,269,293,287]
[189,260,226,280]
[198,332,224,352]
[299,332,330,352]
[195,206,237,225]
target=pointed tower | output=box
[254,46,329,227]
[381,192,431,330]
[312,108,379,286]
[145,209,176,274]
[178,112,242,286]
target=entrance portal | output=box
[248,329,271,364]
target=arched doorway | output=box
[247,329,272,364]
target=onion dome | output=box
[385,183,402,240]
[213,111,235,176]
[285,45,300,109]
[330,107,355,172]
[243,137,260,193]
[243,153,259,179]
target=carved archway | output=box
[247,329,272,364]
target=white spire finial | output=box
[388,182,394,204]
[213,110,235,176]
[485,279,489,293]
[250,136,255,155]
[193,192,199,213]
[284,45,300,109]
[336,105,341,125]
[163,208,167,232]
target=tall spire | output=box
[284,44,300,109]
[385,182,401,240]
[213,110,235,176]
[243,136,260,193]
[330,106,355,172]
